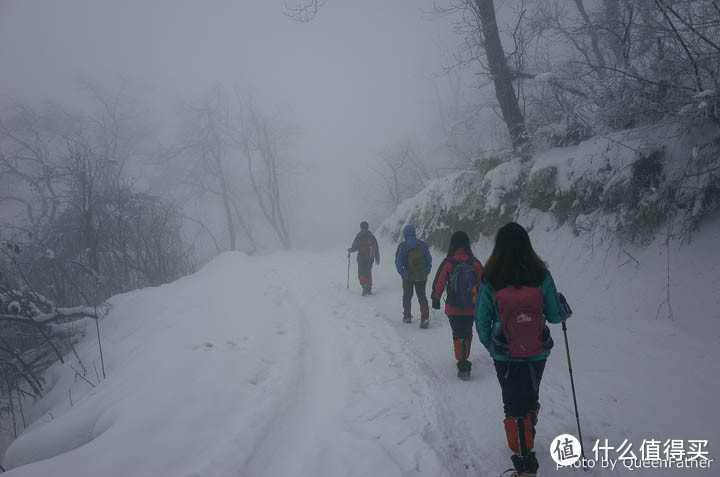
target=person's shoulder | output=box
[480,276,496,291]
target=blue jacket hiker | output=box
[394,224,432,327]
[474,222,567,477]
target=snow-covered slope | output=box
[1,252,448,477]
[2,215,719,476]
[380,122,720,251]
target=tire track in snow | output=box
[242,255,449,476]
[240,283,324,477]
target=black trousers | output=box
[494,360,546,418]
[447,315,474,340]
[402,279,428,306]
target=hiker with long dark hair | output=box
[430,231,483,380]
[475,222,567,477]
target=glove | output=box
[401,271,409,281]
[375,259,380,265]
[432,297,441,310]
[347,251,351,258]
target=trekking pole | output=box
[558,293,586,460]
[347,254,351,289]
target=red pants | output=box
[358,259,374,286]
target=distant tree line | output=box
[0,82,294,428]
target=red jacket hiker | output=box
[430,231,483,382]
[431,248,483,316]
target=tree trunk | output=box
[574,0,609,73]
[219,175,237,251]
[603,0,624,66]
[473,0,528,151]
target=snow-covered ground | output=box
[2,214,719,476]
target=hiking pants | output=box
[495,360,545,474]
[358,259,374,286]
[447,315,474,341]
[402,279,428,307]
[448,315,474,370]
[494,360,546,418]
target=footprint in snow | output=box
[192,342,214,351]
[247,373,267,386]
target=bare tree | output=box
[0,85,193,407]
[432,0,531,151]
[284,0,325,22]
[472,0,529,150]
[172,87,293,252]
[531,0,720,131]
[368,141,436,210]
[236,98,293,250]
[173,87,256,253]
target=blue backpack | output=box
[446,258,479,309]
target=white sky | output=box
[0,0,460,164]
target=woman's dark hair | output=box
[483,222,547,289]
[447,230,474,257]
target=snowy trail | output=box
[240,254,450,477]
[340,245,720,477]
[3,244,719,477]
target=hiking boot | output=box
[500,470,535,477]
[419,318,429,329]
[456,359,471,380]
[457,369,471,380]
[402,314,412,323]
[511,453,538,477]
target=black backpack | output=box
[403,242,427,281]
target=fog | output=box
[0,0,466,252]
[4,2,720,474]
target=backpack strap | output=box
[445,257,458,286]
[399,241,412,267]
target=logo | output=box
[516,313,533,323]
[551,434,581,467]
